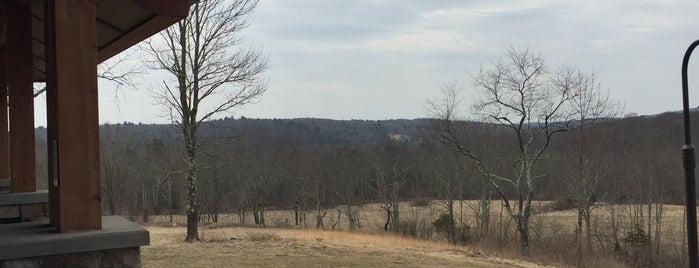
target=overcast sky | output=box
[33,0,699,126]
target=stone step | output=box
[0,190,48,223]
[0,216,149,266]
[0,179,8,193]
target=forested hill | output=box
[33,111,699,148]
[29,111,699,219]
[35,117,435,146]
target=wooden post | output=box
[45,0,101,231]
[0,48,9,181]
[44,0,59,227]
[6,1,36,193]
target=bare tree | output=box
[34,51,143,98]
[333,150,364,231]
[100,125,128,216]
[557,67,619,264]
[143,0,268,242]
[429,48,585,253]
[369,147,407,233]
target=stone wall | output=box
[0,247,140,268]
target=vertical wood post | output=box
[44,0,59,227]
[7,1,36,193]
[0,48,9,181]
[45,0,101,231]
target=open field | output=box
[142,226,553,268]
[144,200,688,266]
[148,200,687,244]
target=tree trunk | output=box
[184,145,199,242]
[346,205,357,231]
[253,203,260,224]
[576,210,584,266]
[259,206,265,226]
[479,185,491,239]
[168,180,174,224]
[584,211,592,253]
[108,195,116,216]
[518,218,529,254]
[142,182,149,223]
[294,204,299,227]
[391,201,400,233]
[447,200,456,244]
[315,215,322,229]
[384,208,391,231]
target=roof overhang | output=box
[0,0,189,81]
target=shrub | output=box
[399,217,433,240]
[245,232,281,242]
[621,224,652,267]
[622,224,651,247]
[432,213,469,243]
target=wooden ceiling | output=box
[0,0,188,81]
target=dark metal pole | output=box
[681,39,699,268]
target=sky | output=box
[33,0,699,126]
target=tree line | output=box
[30,104,690,266]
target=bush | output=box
[432,213,453,235]
[620,224,652,267]
[245,232,281,242]
[623,224,651,247]
[432,213,469,243]
[399,217,433,240]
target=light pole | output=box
[681,39,699,268]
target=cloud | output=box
[361,29,476,52]
[260,29,476,53]
[420,0,560,22]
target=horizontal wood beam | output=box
[96,0,188,63]
[131,0,188,17]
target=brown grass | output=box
[142,226,555,268]
[144,201,689,267]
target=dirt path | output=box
[142,226,555,268]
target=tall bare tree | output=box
[143,0,268,242]
[429,48,588,253]
[369,146,407,233]
[557,67,619,264]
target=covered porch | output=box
[0,0,187,266]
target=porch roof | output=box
[0,0,188,81]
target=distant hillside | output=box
[32,109,699,150]
[36,117,437,147]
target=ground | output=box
[142,226,553,268]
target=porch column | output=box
[7,1,36,193]
[45,0,101,231]
[0,48,9,181]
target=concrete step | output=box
[0,190,48,223]
[0,216,149,264]
[0,179,8,193]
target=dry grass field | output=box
[143,201,689,267]
[148,200,687,242]
[142,226,553,268]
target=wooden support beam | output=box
[0,48,9,181]
[7,1,36,193]
[44,0,59,227]
[45,0,101,231]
